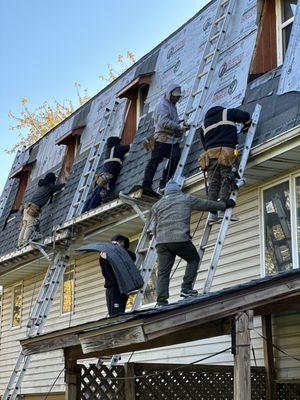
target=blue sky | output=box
[0,0,210,193]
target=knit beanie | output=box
[164,180,181,194]
[111,234,130,249]
[38,172,56,186]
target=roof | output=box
[21,268,300,357]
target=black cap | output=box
[111,234,130,249]
[107,137,121,147]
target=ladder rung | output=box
[89,156,96,162]
[192,88,203,97]
[83,171,92,177]
[185,107,196,116]
[99,126,106,133]
[73,202,80,208]
[210,32,221,42]
[221,0,229,6]
[215,14,226,24]
[78,186,87,193]
[204,50,215,60]
[138,248,149,254]
[200,244,215,251]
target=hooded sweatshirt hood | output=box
[165,83,181,102]
[205,106,224,120]
[164,180,181,194]
[38,172,56,187]
[107,136,121,148]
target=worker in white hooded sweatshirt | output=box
[142,83,188,195]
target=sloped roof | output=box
[0,69,300,258]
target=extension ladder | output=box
[0,146,27,218]
[3,241,70,400]
[67,101,119,220]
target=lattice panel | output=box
[277,383,300,400]
[78,364,125,400]
[134,365,266,400]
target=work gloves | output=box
[225,199,236,208]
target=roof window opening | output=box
[250,0,296,77]
[56,127,83,182]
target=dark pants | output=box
[143,141,181,189]
[207,159,232,203]
[82,185,109,213]
[156,241,200,304]
[106,287,128,317]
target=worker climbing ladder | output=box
[67,101,119,219]
[3,241,70,400]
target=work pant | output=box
[142,141,181,189]
[82,185,109,213]
[156,241,200,304]
[106,287,128,317]
[207,159,232,203]
[18,209,40,247]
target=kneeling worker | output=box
[99,234,137,316]
[17,172,65,248]
[151,180,235,306]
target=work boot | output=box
[207,212,220,224]
[156,300,169,308]
[218,211,239,222]
[142,186,161,199]
[180,288,198,298]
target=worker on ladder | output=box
[142,83,189,196]
[151,180,235,306]
[99,234,137,316]
[17,172,65,248]
[198,106,251,223]
[82,137,130,213]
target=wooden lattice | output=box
[78,364,125,400]
[277,383,300,400]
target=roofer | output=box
[99,234,137,316]
[151,180,235,306]
[142,83,189,196]
[82,137,130,213]
[17,172,65,248]
[198,106,251,223]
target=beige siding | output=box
[273,312,300,382]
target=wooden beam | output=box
[234,311,252,400]
[64,349,80,400]
[124,363,135,400]
[262,315,277,400]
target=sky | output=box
[0,0,210,193]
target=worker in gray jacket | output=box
[142,83,188,195]
[17,172,65,248]
[151,180,235,306]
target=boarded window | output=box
[263,181,292,275]
[13,170,31,211]
[57,128,83,182]
[11,283,22,327]
[61,264,75,314]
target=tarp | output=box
[277,0,300,95]
[78,243,143,294]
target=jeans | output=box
[106,287,128,317]
[143,141,181,189]
[18,209,40,246]
[156,241,200,304]
[207,159,232,202]
[82,185,109,213]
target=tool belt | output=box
[143,129,182,151]
[198,147,237,171]
[21,202,41,218]
[96,173,114,188]
[143,134,156,151]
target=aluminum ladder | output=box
[199,104,261,294]
[3,241,70,400]
[66,101,119,220]
[0,146,27,218]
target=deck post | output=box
[65,349,80,400]
[262,314,277,400]
[234,310,252,400]
[124,362,136,400]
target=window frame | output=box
[260,172,300,277]
[11,282,23,329]
[60,264,75,316]
[275,0,296,65]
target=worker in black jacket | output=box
[82,137,130,213]
[17,172,65,247]
[198,106,251,222]
[99,234,136,316]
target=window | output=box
[11,283,23,328]
[262,174,300,275]
[61,264,75,314]
[276,0,297,65]
[117,74,152,144]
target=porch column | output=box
[262,314,277,400]
[65,349,80,400]
[234,310,252,400]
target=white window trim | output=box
[275,0,296,65]
[60,264,75,316]
[260,171,300,276]
[11,281,23,329]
